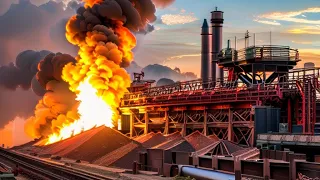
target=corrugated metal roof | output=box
[185,131,216,151]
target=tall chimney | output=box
[211,7,224,85]
[201,19,210,85]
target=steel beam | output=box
[130,112,134,138]
[164,111,169,135]
[144,111,149,134]
[204,110,208,136]
[228,108,233,141]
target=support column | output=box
[204,110,208,136]
[130,111,134,138]
[288,98,292,133]
[228,108,233,141]
[144,111,149,134]
[234,157,242,180]
[250,112,254,147]
[182,111,187,137]
[263,158,270,180]
[295,98,300,124]
[164,111,169,135]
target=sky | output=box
[134,0,320,75]
[0,0,319,147]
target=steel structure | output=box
[119,8,320,147]
[120,44,320,147]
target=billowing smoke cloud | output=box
[0,50,51,129]
[0,87,40,129]
[0,0,77,64]
[152,0,175,9]
[0,50,51,96]
[36,53,76,88]
[25,53,78,138]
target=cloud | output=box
[297,49,320,67]
[254,19,281,26]
[164,53,201,64]
[125,62,197,82]
[292,41,313,45]
[142,64,197,81]
[161,14,198,25]
[256,7,320,25]
[0,0,77,65]
[288,25,320,35]
[0,87,40,129]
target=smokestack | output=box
[211,7,224,85]
[201,19,210,85]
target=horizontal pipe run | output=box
[179,165,235,180]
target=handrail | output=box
[219,45,300,62]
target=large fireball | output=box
[25,0,160,144]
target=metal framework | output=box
[119,46,320,147]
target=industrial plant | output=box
[1,7,320,180]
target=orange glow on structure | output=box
[44,1,135,144]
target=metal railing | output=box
[121,68,320,107]
[218,45,300,63]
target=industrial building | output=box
[118,7,320,179]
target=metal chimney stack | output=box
[201,19,210,85]
[211,7,224,85]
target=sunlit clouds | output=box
[288,26,320,35]
[161,14,198,25]
[256,7,320,25]
[254,19,281,26]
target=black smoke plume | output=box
[0,50,51,95]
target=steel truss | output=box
[120,68,320,146]
[122,105,255,146]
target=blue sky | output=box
[133,0,320,76]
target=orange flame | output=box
[82,0,103,8]
[44,1,136,144]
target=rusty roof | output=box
[185,131,216,151]
[42,126,104,156]
[164,131,182,141]
[64,126,133,162]
[134,132,155,143]
[94,141,141,167]
[139,132,167,148]
[194,140,244,156]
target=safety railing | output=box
[218,45,300,63]
[121,80,301,107]
[121,68,320,107]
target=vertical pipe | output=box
[211,8,224,85]
[288,98,292,133]
[308,80,311,134]
[235,36,237,50]
[182,111,187,137]
[204,110,208,136]
[130,111,134,138]
[164,110,169,135]
[144,111,149,134]
[201,19,211,86]
[228,108,233,141]
[295,98,300,125]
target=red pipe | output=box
[288,98,292,133]
[296,80,306,134]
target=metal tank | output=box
[211,7,224,85]
[201,19,211,86]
